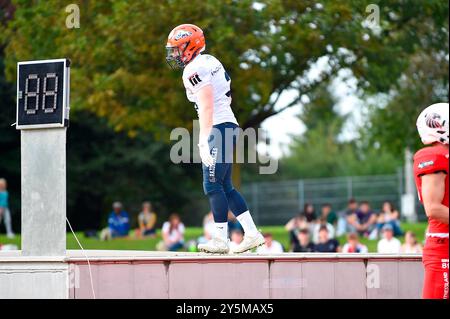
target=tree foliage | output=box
[279,83,401,179]
[364,51,449,155]
[0,1,448,229]
[2,0,447,137]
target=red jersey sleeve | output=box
[413,147,449,178]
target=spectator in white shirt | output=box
[342,232,368,253]
[161,213,185,251]
[256,233,284,254]
[377,224,401,253]
[400,231,423,254]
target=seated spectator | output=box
[227,211,244,235]
[401,231,423,254]
[375,201,403,238]
[320,203,337,226]
[347,201,377,238]
[160,213,185,251]
[342,232,368,253]
[292,228,315,252]
[198,211,215,244]
[314,225,340,253]
[229,229,244,251]
[0,178,14,239]
[285,212,308,232]
[301,203,317,223]
[312,217,335,244]
[336,198,359,237]
[100,202,130,240]
[256,233,284,254]
[285,214,308,250]
[135,201,157,238]
[377,224,401,253]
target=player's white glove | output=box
[198,138,215,167]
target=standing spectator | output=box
[0,178,14,238]
[375,201,403,238]
[292,228,315,252]
[336,198,359,236]
[229,229,244,251]
[100,201,130,240]
[342,233,368,253]
[285,214,308,250]
[314,226,340,253]
[348,201,377,238]
[401,231,423,254]
[256,233,284,254]
[321,203,337,226]
[136,201,157,238]
[312,217,335,244]
[301,203,317,223]
[161,213,185,251]
[377,224,401,253]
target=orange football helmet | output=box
[166,24,206,69]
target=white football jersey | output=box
[182,54,238,125]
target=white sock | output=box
[215,222,228,241]
[236,211,258,236]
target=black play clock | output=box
[16,59,70,129]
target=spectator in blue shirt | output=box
[100,201,130,240]
[0,178,14,238]
[347,201,377,238]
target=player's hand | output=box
[198,140,215,167]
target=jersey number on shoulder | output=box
[189,73,202,87]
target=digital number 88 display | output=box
[24,73,58,115]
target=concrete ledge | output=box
[0,261,69,299]
[0,250,424,299]
[64,249,423,261]
[63,250,423,299]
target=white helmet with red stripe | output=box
[416,103,449,145]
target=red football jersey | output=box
[413,144,449,234]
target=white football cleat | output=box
[198,237,230,254]
[230,232,265,254]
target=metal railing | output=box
[240,171,424,225]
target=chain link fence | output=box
[239,171,425,226]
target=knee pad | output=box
[203,179,224,196]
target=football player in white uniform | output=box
[166,24,265,254]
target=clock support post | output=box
[3,58,72,298]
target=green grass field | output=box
[0,223,427,253]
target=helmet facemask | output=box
[166,43,188,70]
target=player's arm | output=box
[421,172,449,224]
[196,84,214,142]
[195,84,215,167]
